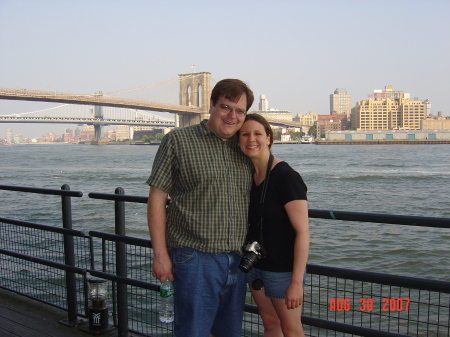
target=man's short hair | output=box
[211,79,254,111]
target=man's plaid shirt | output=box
[147,120,253,254]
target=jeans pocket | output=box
[169,247,197,265]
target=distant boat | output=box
[301,135,314,144]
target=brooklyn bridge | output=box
[0,72,304,139]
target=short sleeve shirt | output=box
[247,162,307,272]
[147,120,253,254]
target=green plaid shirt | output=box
[147,120,253,254]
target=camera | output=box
[239,241,266,273]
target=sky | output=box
[1,0,449,139]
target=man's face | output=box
[205,94,247,141]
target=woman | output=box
[239,114,309,337]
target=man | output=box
[147,78,254,337]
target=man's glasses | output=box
[218,104,247,117]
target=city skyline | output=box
[1,0,449,138]
[0,86,437,142]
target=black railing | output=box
[0,184,449,337]
[0,184,87,327]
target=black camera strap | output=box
[257,153,274,247]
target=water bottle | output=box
[159,279,174,323]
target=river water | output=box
[1,143,449,282]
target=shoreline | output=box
[5,140,450,146]
[315,140,450,145]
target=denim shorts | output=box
[247,268,293,299]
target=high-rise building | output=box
[330,88,352,118]
[351,86,427,130]
[369,85,408,101]
[423,99,431,116]
[63,128,74,143]
[6,128,13,144]
[259,95,269,111]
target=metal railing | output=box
[1,184,449,337]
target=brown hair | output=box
[243,113,274,148]
[210,79,254,111]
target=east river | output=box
[1,143,449,282]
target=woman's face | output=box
[239,119,271,159]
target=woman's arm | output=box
[284,199,310,309]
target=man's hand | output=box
[152,252,174,283]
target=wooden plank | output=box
[0,288,85,337]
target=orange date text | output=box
[329,298,410,311]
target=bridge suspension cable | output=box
[104,73,209,96]
[103,77,179,95]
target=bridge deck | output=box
[0,87,203,115]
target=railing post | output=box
[59,184,84,326]
[115,187,128,336]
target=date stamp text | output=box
[329,298,411,311]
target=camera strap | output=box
[257,153,274,246]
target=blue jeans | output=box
[169,247,247,337]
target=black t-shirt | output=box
[246,161,307,272]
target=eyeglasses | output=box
[218,104,247,117]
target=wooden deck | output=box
[0,287,124,337]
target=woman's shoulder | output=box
[272,161,307,189]
[273,160,296,174]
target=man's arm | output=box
[147,185,174,283]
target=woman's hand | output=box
[285,282,303,309]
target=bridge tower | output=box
[178,72,211,127]
[93,105,104,139]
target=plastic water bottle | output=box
[159,279,174,323]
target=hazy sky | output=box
[1,0,449,138]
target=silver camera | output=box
[239,241,266,273]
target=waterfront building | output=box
[250,94,294,122]
[281,131,291,141]
[326,129,450,141]
[330,88,352,119]
[40,132,61,143]
[250,109,293,121]
[115,125,133,141]
[421,113,450,130]
[104,129,116,141]
[13,134,24,144]
[316,112,348,137]
[80,126,95,141]
[293,111,317,126]
[133,126,166,141]
[351,86,427,131]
